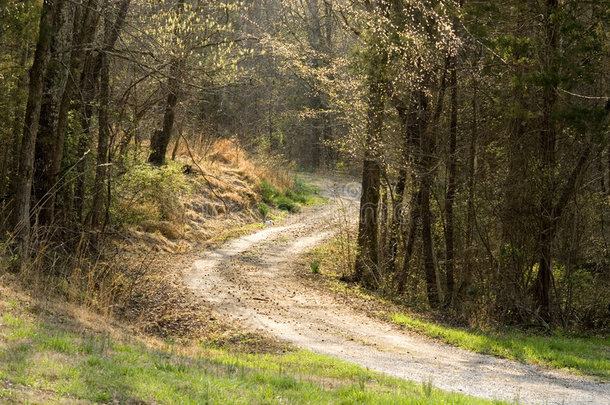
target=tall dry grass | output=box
[0,135,299,337]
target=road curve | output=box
[184,175,610,405]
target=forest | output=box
[0,0,609,403]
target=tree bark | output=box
[354,77,383,286]
[75,53,101,224]
[0,44,29,201]
[34,1,74,225]
[420,69,447,308]
[459,72,478,304]
[89,0,131,229]
[444,53,458,306]
[10,0,65,255]
[148,0,184,166]
[148,70,180,166]
[535,0,559,323]
[53,0,100,223]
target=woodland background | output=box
[0,0,609,332]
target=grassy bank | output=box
[0,298,509,404]
[391,313,610,380]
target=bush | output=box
[260,180,280,204]
[259,177,319,214]
[276,196,301,213]
[310,260,320,274]
[284,189,307,204]
[258,202,269,219]
[112,158,193,227]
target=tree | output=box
[10,0,66,256]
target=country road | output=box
[184,175,610,405]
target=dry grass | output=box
[118,138,297,256]
[1,137,299,340]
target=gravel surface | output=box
[184,176,610,405]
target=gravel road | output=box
[184,175,610,405]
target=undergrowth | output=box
[0,138,297,338]
[260,178,327,214]
[310,236,610,381]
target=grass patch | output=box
[260,178,327,214]
[0,302,509,404]
[391,313,610,380]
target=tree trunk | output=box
[354,80,383,286]
[53,0,100,223]
[89,0,131,229]
[444,53,458,306]
[355,150,382,286]
[535,0,559,323]
[396,183,422,295]
[149,72,180,166]
[148,0,184,166]
[421,149,440,308]
[459,73,478,304]
[387,168,407,274]
[34,1,74,225]
[0,44,29,201]
[75,53,101,224]
[420,69,447,308]
[10,0,65,256]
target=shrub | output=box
[260,180,279,204]
[276,196,301,213]
[112,158,193,227]
[258,202,269,220]
[284,189,306,204]
[310,260,320,274]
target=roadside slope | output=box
[184,175,610,405]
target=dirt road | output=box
[184,176,610,404]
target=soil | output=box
[184,175,610,405]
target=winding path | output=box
[184,175,610,405]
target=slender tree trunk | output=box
[53,0,100,223]
[459,74,478,303]
[90,0,131,229]
[305,0,324,168]
[392,91,426,295]
[0,45,29,201]
[535,0,559,323]
[10,0,65,256]
[421,147,440,308]
[444,53,458,306]
[387,168,407,273]
[75,54,101,224]
[396,183,422,295]
[354,79,383,286]
[420,69,447,308]
[148,0,184,166]
[149,71,180,166]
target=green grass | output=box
[391,313,610,380]
[261,178,328,213]
[0,307,510,404]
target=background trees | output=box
[0,0,608,330]
[349,0,609,328]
